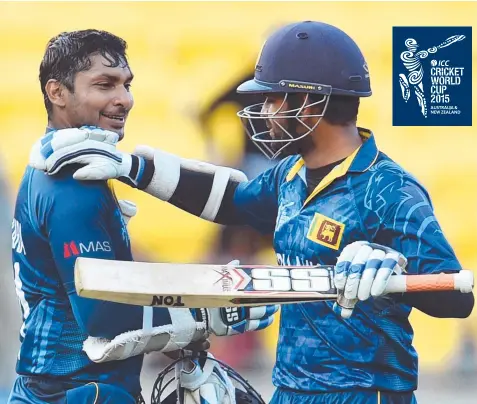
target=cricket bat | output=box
[74,257,474,308]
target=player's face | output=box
[64,53,134,140]
[261,94,289,141]
[259,93,318,157]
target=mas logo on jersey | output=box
[392,26,472,126]
[306,213,345,250]
[63,241,111,258]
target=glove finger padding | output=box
[29,126,123,177]
[248,304,279,320]
[342,244,374,300]
[47,126,119,155]
[208,304,278,336]
[70,153,123,180]
[333,241,407,319]
[334,241,368,291]
[357,249,386,301]
[242,316,274,332]
[370,250,407,297]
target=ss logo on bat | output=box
[250,268,332,292]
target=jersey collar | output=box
[285,128,379,206]
[348,128,379,173]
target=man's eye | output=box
[125,83,132,91]
[96,83,112,89]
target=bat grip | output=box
[385,270,474,294]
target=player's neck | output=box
[301,124,362,169]
[48,116,75,131]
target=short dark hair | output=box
[321,95,360,126]
[39,29,129,116]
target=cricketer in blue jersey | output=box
[31,22,474,404]
[9,29,277,404]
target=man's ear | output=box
[45,79,67,109]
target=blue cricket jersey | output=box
[11,162,171,397]
[233,128,461,393]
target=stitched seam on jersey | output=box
[36,300,55,373]
[43,302,65,374]
[27,169,48,242]
[31,301,47,372]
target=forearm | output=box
[79,301,210,363]
[70,292,180,339]
[168,168,242,225]
[403,290,474,318]
[122,150,246,225]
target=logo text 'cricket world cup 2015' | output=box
[398,35,465,118]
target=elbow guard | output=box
[133,145,247,222]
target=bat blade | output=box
[74,257,337,307]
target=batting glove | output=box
[333,241,408,319]
[203,260,279,337]
[28,125,155,190]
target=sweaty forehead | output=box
[82,53,133,81]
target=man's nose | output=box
[261,102,269,115]
[113,86,133,110]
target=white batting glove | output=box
[117,200,137,226]
[333,241,408,319]
[203,260,278,337]
[178,353,236,404]
[29,126,132,180]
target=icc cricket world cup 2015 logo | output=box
[398,35,465,118]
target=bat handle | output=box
[385,270,474,294]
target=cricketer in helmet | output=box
[237,21,371,160]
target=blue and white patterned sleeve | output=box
[375,178,461,275]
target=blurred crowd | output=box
[0,2,476,402]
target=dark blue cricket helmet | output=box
[237,21,371,159]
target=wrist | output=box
[118,154,155,189]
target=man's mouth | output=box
[101,113,125,123]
